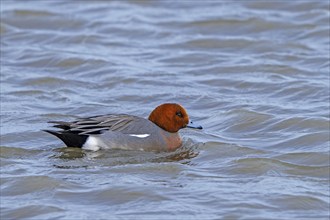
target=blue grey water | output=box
[1,1,329,219]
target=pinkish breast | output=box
[161,132,182,151]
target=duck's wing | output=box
[43,114,142,148]
[48,114,140,135]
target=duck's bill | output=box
[187,121,203,129]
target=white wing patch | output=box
[129,134,150,138]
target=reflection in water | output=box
[51,139,201,168]
[53,147,86,160]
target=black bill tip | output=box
[186,121,203,130]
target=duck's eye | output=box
[176,111,183,118]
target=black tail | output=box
[43,130,88,148]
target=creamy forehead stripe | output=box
[129,134,150,138]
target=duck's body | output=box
[44,103,202,151]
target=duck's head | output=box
[148,103,202,133]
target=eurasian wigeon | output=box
[44,103,202,151]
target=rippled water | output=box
[1,1,329,219]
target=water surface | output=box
[1,1,329,219]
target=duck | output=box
[44,103,202,151]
